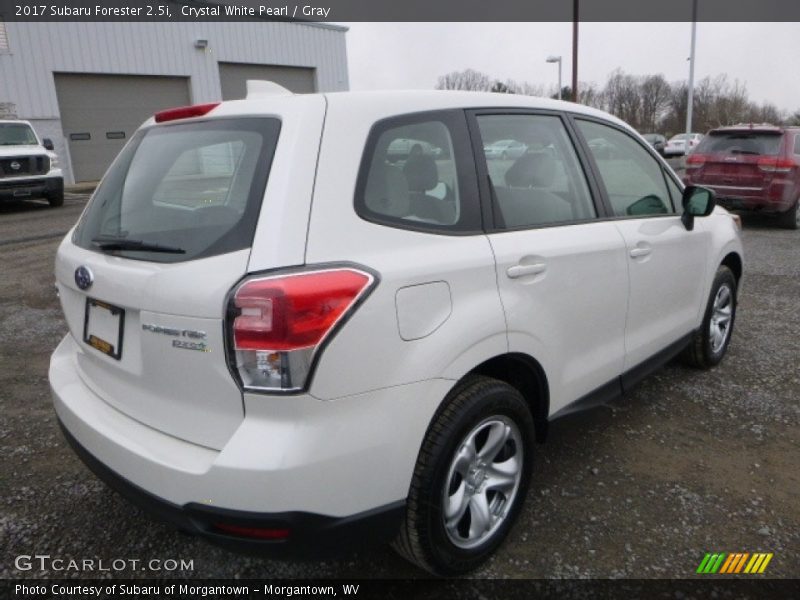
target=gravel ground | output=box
[0,194,797,580]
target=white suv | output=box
[50,83,743,576]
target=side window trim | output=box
[465,108,609,233]
[353,109,483,236]
[569,114,680,220]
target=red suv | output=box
[683,124,800,229]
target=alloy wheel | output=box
[442,416,523,550]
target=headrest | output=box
[403,154,439,192]
[364,164,409,217]
[505,152,556,188]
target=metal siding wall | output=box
[0,21,347,182]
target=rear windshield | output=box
[73,118,280,263]
[695,131,782,156]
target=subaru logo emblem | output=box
[10,161,21,170]
[74,266,93,291]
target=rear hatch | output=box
[686,129,784,194]
[55,98,324,449]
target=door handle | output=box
[629,246,652,258]
[507,263,546,279]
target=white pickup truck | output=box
[0,119,64,207]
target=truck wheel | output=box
[682,266,737,369]
[392,375,534,576]
[47,191,64,208]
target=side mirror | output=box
[681,185,716,231]
[42,138,55,151]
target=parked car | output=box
[386,137,443,162]
[642,133,667,155]
[683,124,800,229]
[483,138,527,160]
[664,132,704,156]
[0,120,64,207]
[50,85,743,577]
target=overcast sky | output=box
[342,22,800,113]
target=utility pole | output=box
[572,0,579,102]
[685,0,698,149]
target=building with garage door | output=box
[0,21,348,183]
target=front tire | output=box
[682,266,737,369]
[392,375,534,576]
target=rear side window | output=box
[355,111,481,233]
[695,132,782,156]
[577,119,674,216]
[73,118,280,263]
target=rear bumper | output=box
[50,334,449,554]
[58,420,404,556]
[0,175,63,200]
[685,180,797,214]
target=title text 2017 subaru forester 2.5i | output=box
[50,83,743,576]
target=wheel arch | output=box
[721,251,743,283]
[465,353,550,443]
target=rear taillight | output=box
[685,154,707,169]
[757,156,795,173]
[154,102,220,123]
[228,268,375,392]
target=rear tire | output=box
[777,199,799,230]
[392,375,534,576]
[682,266,737,369]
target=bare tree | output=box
[639,74,670,132]
[577,81,604,109]
[434,68,787,132]
[435,69,493,92]
[661,81,688,136]
[491,80,518,94]
[785,110,800,126]
[714,77,750,127]
[518,82,546,97]
[746,101,783,125]
[604,69,642,129]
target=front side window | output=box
[73,118,280,263]
[577,120,674,216]
[476,114,596,230]
[356,112,480,232]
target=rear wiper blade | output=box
[91,236,185,254]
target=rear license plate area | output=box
[83,298,125,360]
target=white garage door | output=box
[219,62,316,100]
[54,73,191,182]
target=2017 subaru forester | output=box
[50,82,743,576]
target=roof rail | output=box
[245,80,293,98]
